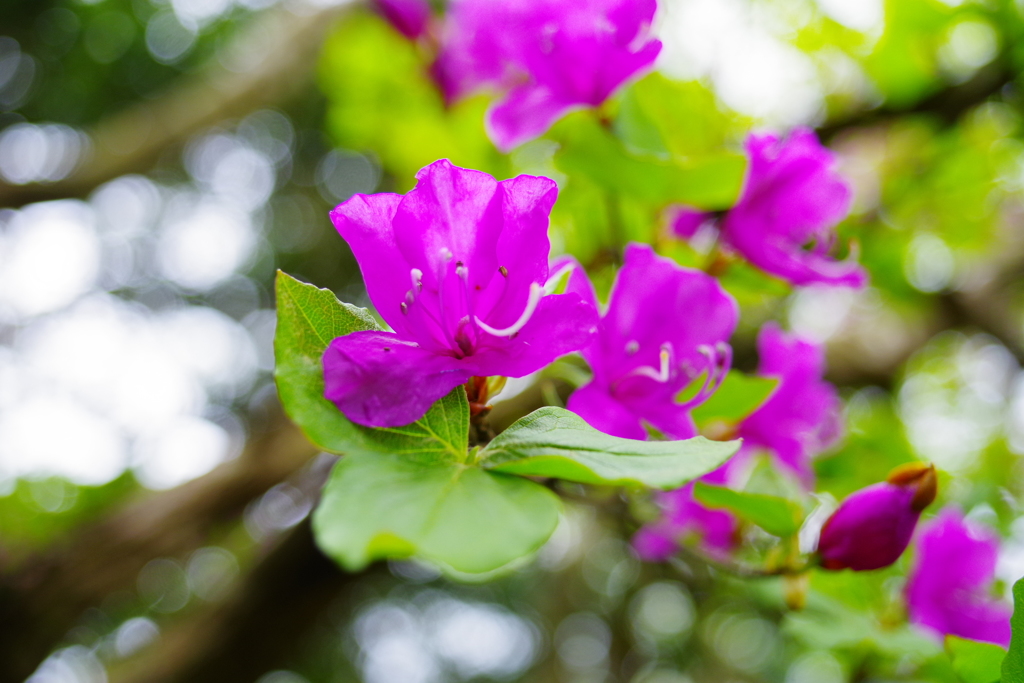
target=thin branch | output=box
[0,405,317,681]
[818,56,1015,141]
[0,0,357,209]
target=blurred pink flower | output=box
[374,0,431,39]
[906,508,1012,646]
[671,128,866,288]
[633,324,841,560]
[738,323,842,485]
[434,0,662,151]
[633,465,738,562]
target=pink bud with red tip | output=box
[816,463,937,571]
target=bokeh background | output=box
[3,0,1024,681]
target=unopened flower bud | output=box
[816,463,937,571]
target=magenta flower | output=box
[633,465,738,561]
[817,463,937,571]
[566,242,737,442]
[906,508,1012,646]
[374,0,431,39]
[632,324,841,561]
[739,323,842,485]
[434,0,662,152]
[671,128,866,288]
[324,159,598,427]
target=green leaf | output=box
[692,482,804,537]
[1003,577,1024,683]
[691,371,778,426]
[946,635,1005,683]
[617,74,740,160]
[312,452,561,574]
[274,270,468,461]
[480,407,741,488]
[552,113,747,210]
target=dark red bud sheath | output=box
[817,463,937,571]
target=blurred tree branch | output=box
[0,404,317,681]
[109,521,377,683]
[0,0,357,209]
[818,56,1016,142]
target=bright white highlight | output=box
[0,123,88,185]
[656,0,825,126]
[135,416,236,490]
[0,201,100,320]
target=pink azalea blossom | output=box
[671,128,867,288]
[434,0,662,151]
[633,464,738,562]
[324,159,598,427]
[566,242,737,442]
[906,508,1012,646]
[817,463,937,571]
[633,325,840,560]
[738,323,842,485]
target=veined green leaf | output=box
[480,407,741,488]
[313,452,561,575]
[274,271,468,463]
[692,482,804,538]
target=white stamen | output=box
[410,268,423,292]
[677,343,732,410]
[475,282,544,337]
[439,247,453,261]
[544,262,576,295]
[629,343,672,383]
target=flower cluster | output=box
[633,325,842,560]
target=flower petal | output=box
[467,291,598,377]
[641,401,700,440]
[393,159,503,294]
[724,128,866,288]
[597,243,738,384]
[437,0,660,149]
[670,205,714,240]
[634,483,739,561]
[323,331,469,427]
[374,0,431,39]
[566,381,646,441]
[474,174,559,326]
[329,192,411,335]
[632,526,680,562]
[906,508,1012,646]
[816,482,919,571]
[487,84,578,152]
[739,323,841,484]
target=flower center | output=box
[399,256,576,357]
